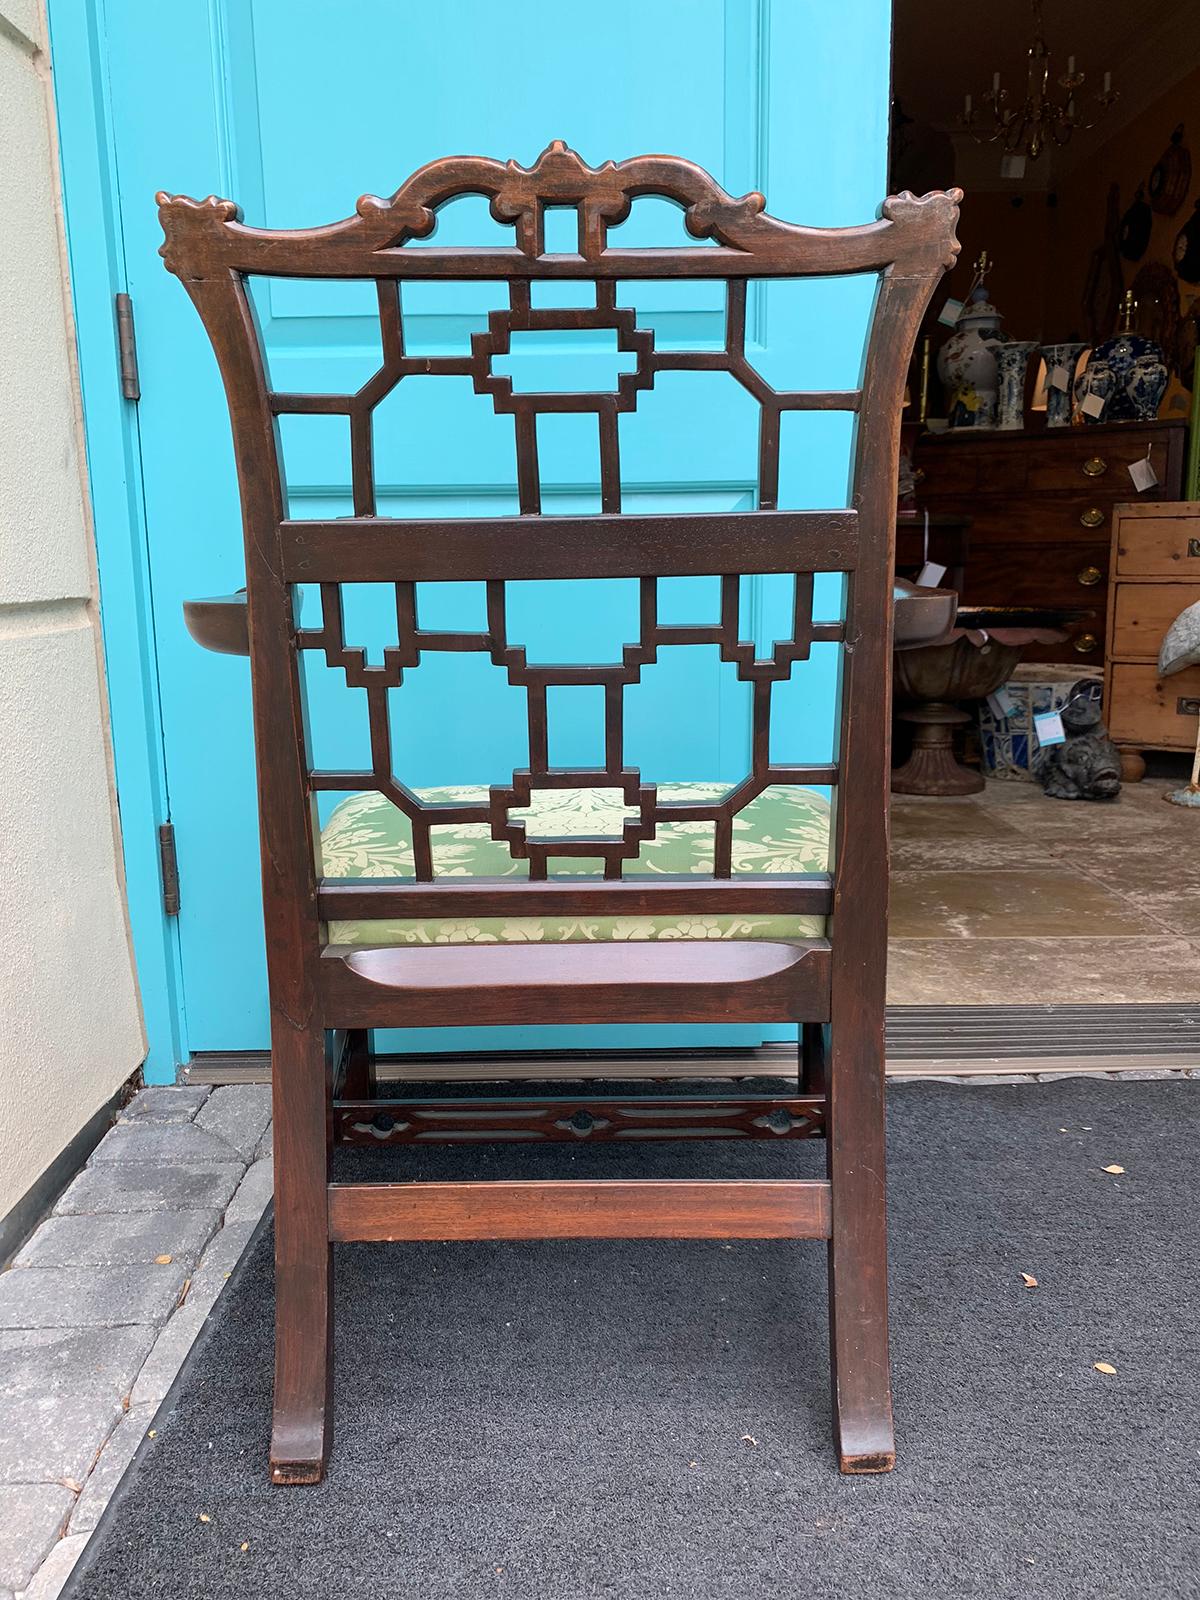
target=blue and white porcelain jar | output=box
[1127,346,1169,421]
[1073,354,1117,425]
[1039,342,1088,428]
[994,341,1038,430]
[1092,292,1169,422]
[1090,333,1141,421]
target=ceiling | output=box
[892,1,1200,188]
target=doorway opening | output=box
[885,1,1200,1066]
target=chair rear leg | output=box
[340,1029,374,1100]
[826,1013,895,1473]
[800,1022,828,1097]
[270,1021,333,1484]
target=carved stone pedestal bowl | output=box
[891,607,1078,797]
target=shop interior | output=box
[886,0,1200,1009]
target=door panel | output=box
[101,0,890,1052]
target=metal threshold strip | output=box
[883,1003,1200,1077]
[185,1003,1200,1085]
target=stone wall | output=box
[0,0,145,1222]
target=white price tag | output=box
[1047,365,1071,392]
[1080,391,1106,419]
[1034,710,1066,747]
[915,561,947,588]
[1128,453,1159,492]
[937,297,964,328]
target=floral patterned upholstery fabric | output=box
[320,783,830,946]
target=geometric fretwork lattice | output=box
[274,227,862,879]
[264,164,872,885]
[153,142,961,920]
[141,145,947,904]
[299,571,842,880]
[269,272,860,519]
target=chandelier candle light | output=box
[960,0,1118,164]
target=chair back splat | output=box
[159,143,961,1484]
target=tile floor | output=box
[887,775,1200,1005]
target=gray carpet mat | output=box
[68,1079,1200,1599]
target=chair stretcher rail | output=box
[327,1178,833,1241]
[332,1092,828,1144]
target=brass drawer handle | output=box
[1189,538,1200,558]
[1073,632,1099,654]
[1076,564,1103,587]
[1079,506,1105,529]
[1082,456,1108,477]
[1178,697,1200,717]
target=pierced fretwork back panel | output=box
[158,145,960,896]
[299,569,843,880]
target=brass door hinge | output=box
[116,292,140,401]
[158,822,180,916]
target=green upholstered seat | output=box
[320,783,830,947]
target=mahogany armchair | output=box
[159,144,960,1484]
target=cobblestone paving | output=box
[0,1086,271,1599]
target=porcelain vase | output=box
[1092,334,1139,421]
[1040,342,1088,428]
[1073,354,1116,425]
[1129,346,1170,420]
[937,291,1005,429]
[994,341,1038,430]
[1090,331,1169,422]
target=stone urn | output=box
[891,606,1079,796]
[892,635,1024,795]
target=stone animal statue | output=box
[1039,679,1122,801]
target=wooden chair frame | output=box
[158,143,960,1484]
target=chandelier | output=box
[959,0,1119,163]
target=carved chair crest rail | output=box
[159,141,960,1484]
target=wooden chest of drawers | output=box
[914,420,1186,667]
[1105,500,1200,779]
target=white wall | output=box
[0,0,145,1220]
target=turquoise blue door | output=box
[80,0,890,1058]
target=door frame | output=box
[47,0,185,1082]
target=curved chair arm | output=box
[183,585,956,657]
[183,591,249,656]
